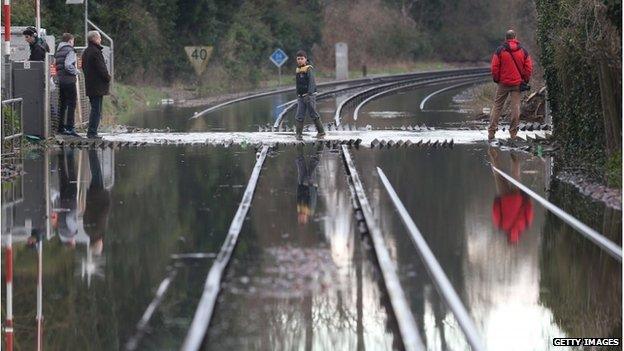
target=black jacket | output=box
[82,42,111,96]
[295,64,317,96]
[28,41,46,61]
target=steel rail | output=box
[377,167,487,351]
[335,70,488,125]
[191,67,488,121]
[492,166,622,261]
[419,79,487,110]
[341,145,425,351]
[273,71,462,128]
[354,76,487,120]
[181,145,270,350]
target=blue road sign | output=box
[270,49,288,67]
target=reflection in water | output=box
[540,180,622,344]
[296,143,323,225]
[55,150,78,247]
[2,146,256,349]
[3,149,114,351]
[51,149,113,284]
[351,146,621,351]
[207,146,399,350]
[84,150,112,256]
[488,148,534,244]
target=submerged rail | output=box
[419,80,486,110]
[272,71,447,128]
[492,166,622,261]
[354,77,486,120]
[335,70,488,125]
[377,167,487,351]
[192,70,425,119]
[341,145,425,351]
[181,145,270,351]
[125,268,179,350]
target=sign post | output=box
[335,42,348,80]
[184,46,213,76]
[269,48,288,86]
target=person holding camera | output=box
[488,29,533,142]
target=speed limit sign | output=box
[184,46,213,75]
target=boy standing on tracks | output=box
[295,50,325,140]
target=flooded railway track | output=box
[4,68,620,351]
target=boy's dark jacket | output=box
[296,64,317,96]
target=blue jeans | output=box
[88,96,103,136]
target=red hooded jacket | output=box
[490,39,533,86]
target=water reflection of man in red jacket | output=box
[488,148,533,243]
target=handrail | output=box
[1,98,24,155]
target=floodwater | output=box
[206,145,400,350]
[344,79,487,129]
[129,93,295,132]
[1,146,257,350]
[2,79,621,350]
[352,146,621,350]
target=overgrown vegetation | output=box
[11,0,538,88]
[535,0,621,186]
[101,83,166,124]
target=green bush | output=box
[535,0,621,184]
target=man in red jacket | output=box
[489,30,533,142]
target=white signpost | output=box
[335,42,348,80]
[269,48,288,86]
[185,46,213,76]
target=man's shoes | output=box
[87,134,102,139]
[65,129,80,137]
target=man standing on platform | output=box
[82,30,111,139]
[488,30,533,143]
[55,33,80,137]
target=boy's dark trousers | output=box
[58,82,77,132]
[295,94,321,122]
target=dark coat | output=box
[295,64,317,96]
[28,41,46,61]
[82,42,111,96]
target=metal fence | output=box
[1,98,24,155]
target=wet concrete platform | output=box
[54,129,550,148]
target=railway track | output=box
[120,68,618,351]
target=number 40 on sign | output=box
[185,46,213,75]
